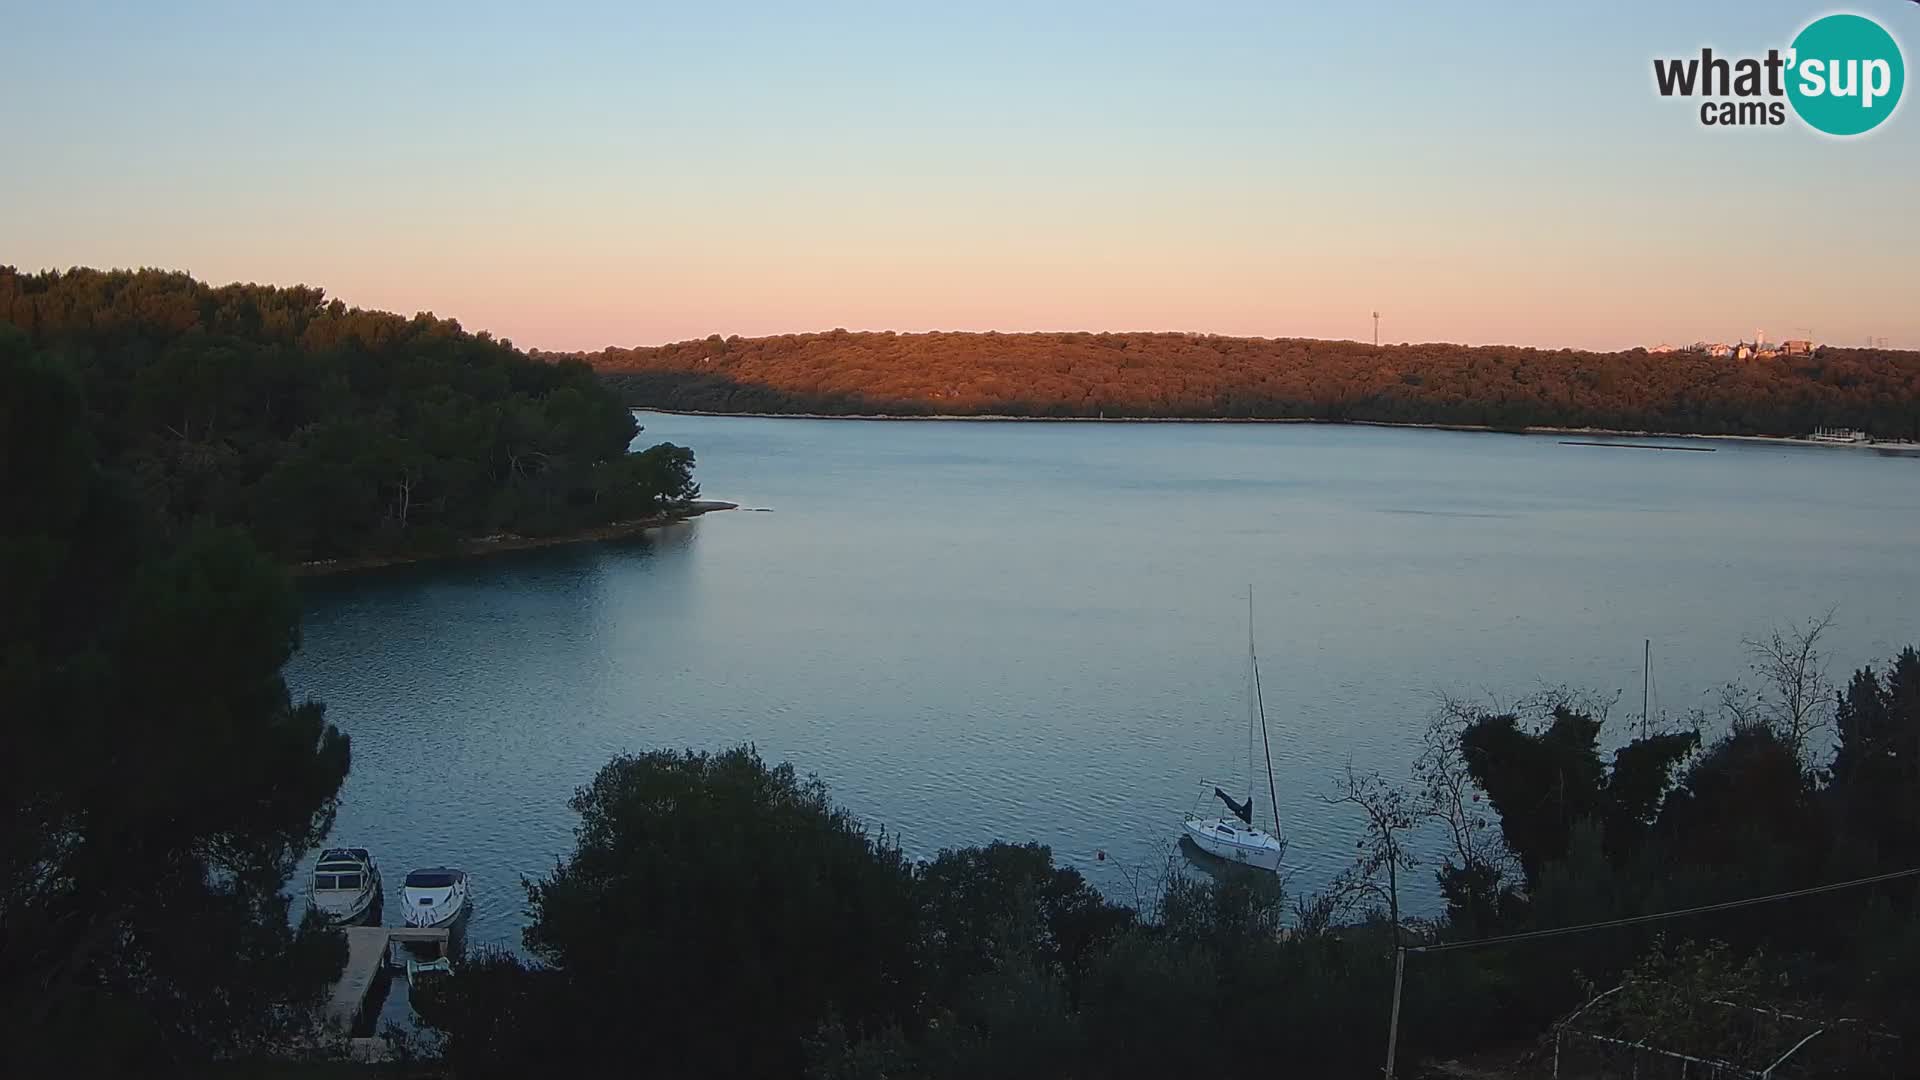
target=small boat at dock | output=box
[406,955,454,992]
[401,867,471,928]
[307,847,381,925]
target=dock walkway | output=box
[324,926,450,1029]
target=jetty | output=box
[1559,440,1716,452]
[325,925,450,1030]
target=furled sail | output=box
[1213,787,1254,825]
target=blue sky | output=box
[3,1,1914,350]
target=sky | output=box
[3,1,1915,352]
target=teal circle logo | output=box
[1787,14,1904,136]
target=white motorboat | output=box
[401,866,470,928]
[1181,591,1286,872]
[307,847,381,925]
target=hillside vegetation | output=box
[415,637,1920,1078]
[577,331,1920,437]
[1,266,696,563]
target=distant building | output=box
[1810,426,1868,444]
[1649,343,1676,354]
[1705,342,1732,359]
[1736,343,1754,360]
[1782,339,1815,356]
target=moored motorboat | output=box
[401,866,470,928]
[307,847,381,925]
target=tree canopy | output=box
[418,626,1920,1078]
[428,747,921,1078]
[0,329,351,1072]
[0,266,697,564]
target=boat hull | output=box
[1182,818,1283,869]
[403,900,466,929]
[402,884,470,929]
[308,849,382,926]
[311,884,380,926]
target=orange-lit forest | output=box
[574,332,1920,438]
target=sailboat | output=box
[1181,592,1285,869]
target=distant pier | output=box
[1560,440,1716,452]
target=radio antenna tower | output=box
[1373,311,1380,348]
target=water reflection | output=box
[288,416,1920,950]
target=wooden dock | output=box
[324,926,450,1029]
[1559,439,1716,452]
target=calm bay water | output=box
[288,415,1920,950]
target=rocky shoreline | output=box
[629,408,1920,453]
[291,500,738,578]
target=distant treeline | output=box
[572,331,1920,438]
[0,267,696,563]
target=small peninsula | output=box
[0,266,703,570]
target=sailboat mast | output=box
[1642,638,1650,740]
[1250,590,1281,836]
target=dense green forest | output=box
[0,267,697,564]
[408,626,1920,1078]
[2,333,353,1073]
[578,330,1920,438]
[0,268,703,1074]
[0,268,698,1070]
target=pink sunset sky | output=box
[4,1,1915,352]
